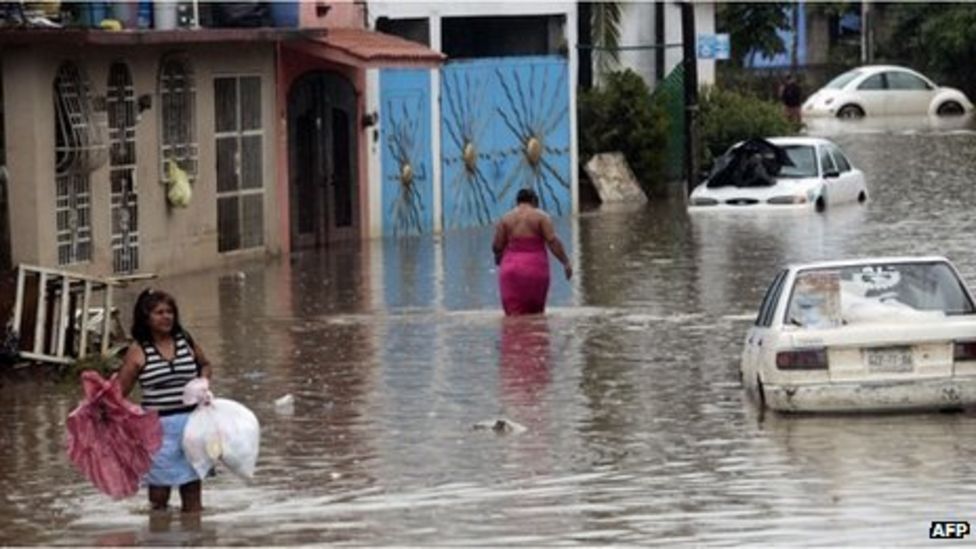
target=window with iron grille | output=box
[107,62,139,274]
[215,75,263,252]
[54,62,95,265]
[158,54,197,182]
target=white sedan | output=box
[803,65,973,119]
[689,137,867,212]
[741,257,976,413]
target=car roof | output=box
[856,64,917,73]
[785,256,953,273]
[844,65,934,81]
[766,136,834,147]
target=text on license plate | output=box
[866,347,914,373]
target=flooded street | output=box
[4,125,976,545]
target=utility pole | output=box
[861,1,873,64]
[578,2,593,89]
[681,1,699,197]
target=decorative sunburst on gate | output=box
[495,65,571,214]
[442,70,495,226]
[386,97,428,236]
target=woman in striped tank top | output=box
[118,289,213,512]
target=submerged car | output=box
[689,137,867,212]
[741,257,976,413]
[803,65,974,119]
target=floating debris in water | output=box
[274,394,295,415]
[473,418,526,434]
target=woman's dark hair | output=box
[131,288,184,344]
[516,188,539,206]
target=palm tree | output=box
[579,1,622,88]
[591,2,622,79]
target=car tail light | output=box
[690,197,719,206]
[767,195,808,205]
[953,340,976,361]
[776,348,829,370]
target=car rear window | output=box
[786,262,975,327]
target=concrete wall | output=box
[300,0,366,29]
[3,42,279,277]
[614,1,715,89]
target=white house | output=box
[615,1,716,89]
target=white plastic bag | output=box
[181,379,260,480]
[164,159,193,208]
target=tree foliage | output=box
[877,3,976,97]
[699,87,798,169]
[717,3,790,66]
[578,70,669,195]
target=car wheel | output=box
[815,196,826,212]
[836,104,865,119]
[857,191,867,203]
[937,100,965,116]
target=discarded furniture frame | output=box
[10,264,151,365]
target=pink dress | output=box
[499,235,550,316]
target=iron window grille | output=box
[107,62,139,274]
[54,61,103,265]
[158,54,198,184]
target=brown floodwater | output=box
[2,119,976,545]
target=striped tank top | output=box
[138,333,200,415]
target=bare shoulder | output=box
[122,342,145,367]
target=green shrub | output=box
[60,352,120,385]
[578,70,670,196]
[699,86,799,169]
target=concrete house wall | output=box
[3,42,280,277]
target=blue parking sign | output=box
[697,33,730,60]
[714,33,730,60]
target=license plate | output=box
[866,347,914,373]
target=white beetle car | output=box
[803,65,974,119]
[689,137,867,212]
[741,257,976,413]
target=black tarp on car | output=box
[706,138,795,189]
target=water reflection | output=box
[499,316,551,410]
[91,512,219,547]
[805,113,975,136]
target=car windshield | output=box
[777,145,818,178]
[824,70,862,90]
[786,262,975,328]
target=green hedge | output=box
[578,70,670,196]
[699,86,799,169]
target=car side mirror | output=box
[824,170,840,179]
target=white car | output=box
[689,137,867,212]
[741,257,976,413]
[803,65,974,119]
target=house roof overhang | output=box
[285,27,445,69]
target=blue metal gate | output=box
[380,69,434,237]
[441,57,572,229]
